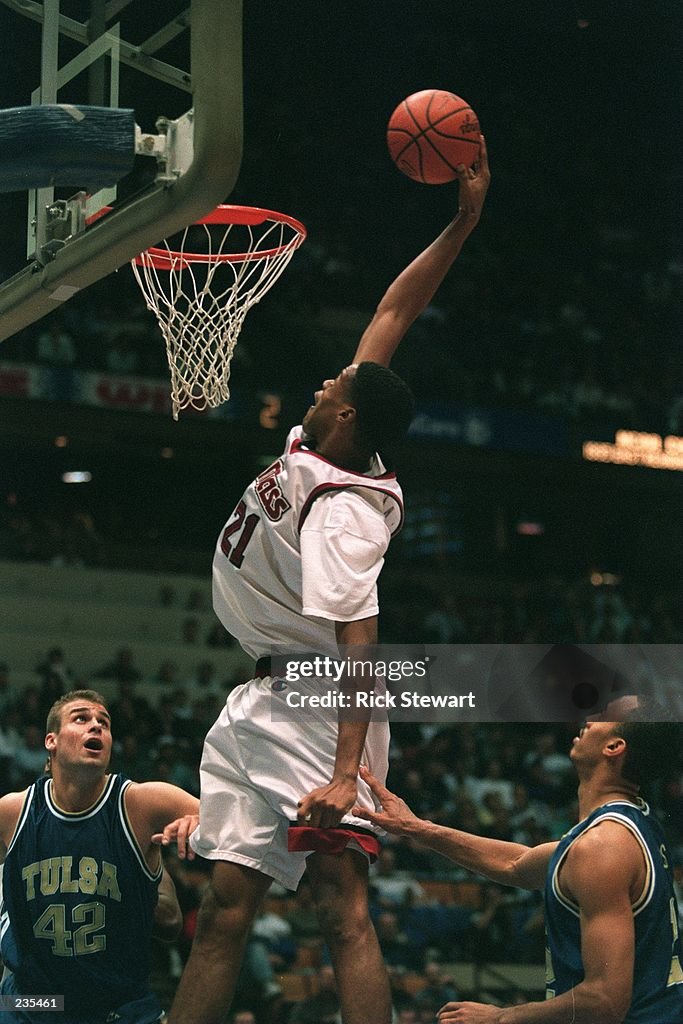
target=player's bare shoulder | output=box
[0,788,31,856]
[563,818,645,900]
[123,780,198,836]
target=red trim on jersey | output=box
[297,482,404,537]
[287,825,381,860]
[289,437,396,481]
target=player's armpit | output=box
[510,841,558,891]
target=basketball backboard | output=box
[0,0,243,342]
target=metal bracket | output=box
[38,191,88,264]
[135,109,195,185]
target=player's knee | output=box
[314,893,372,948]
[194,882,254,941]
[194,865,265,940]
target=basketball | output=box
[387,89,481,185]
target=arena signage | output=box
[583,430,683,471]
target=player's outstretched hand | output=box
[351,765,422,837]
[297,777,358,829]
[456,134,490,226]
[152,814,199,860]
[437,1000,504,1023]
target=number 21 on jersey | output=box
[220,501,259,568]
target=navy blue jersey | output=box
[0,774,163,1023]
[545,799,683,1024]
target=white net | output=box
[131,207,306,419]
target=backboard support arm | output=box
[0,0,242,342]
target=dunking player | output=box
[356,710,683,1024]
[162,141,490,1024]
[0,690,199,1024]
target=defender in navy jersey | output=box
[0,690,199,1024]
[546,798,682,1023]
[356,707,683,1024]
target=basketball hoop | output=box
[131,205,307,419]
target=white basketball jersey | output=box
[213,426,404,659]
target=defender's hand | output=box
[352,765,422,836]
[438,1001,504,1023]
[152,814,199,860]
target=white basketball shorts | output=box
[189,674,390,890]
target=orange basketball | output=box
[387,89,481,185]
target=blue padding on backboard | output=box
[0,105,136,192]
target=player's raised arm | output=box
[352,135,490,368]
[355,766,555,891]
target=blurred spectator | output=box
[509,782,553,843]
[155,739,199,796]
[189,695,223,739]
[12,724,47,787]
[524,731,575,804]
[206,621,236,648]
[284,880,322,948]
[369,847,427,910]
[158,583,176,607]
[115,733,155,781]
[230,1013,256,1024]
[417,760,454,819]
[0,662,13,716]
[390,768,436,822]
[387,966,418,1016]
[18,686,45,730]
[466,758,515,811]
[375,910,425,971]
[181,617,201,644]
[289,965,341,1024]
[414,961,460,1014]
[109,681,158,741]
[39,671,68,719]
[422,595,466,643]
[465,884,514,963]
[184,660,222,699]
[0,706,22,790]
[241,906,295,1002]
[186,588,207,612]
[36,320,76,365]
[165,688,204,745]
[154,660,180,687]
[35,646,73,689]
[398,1011,419,1024]
[94,646,143,684]
[479,792,514,841]
[104,333,140,375]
